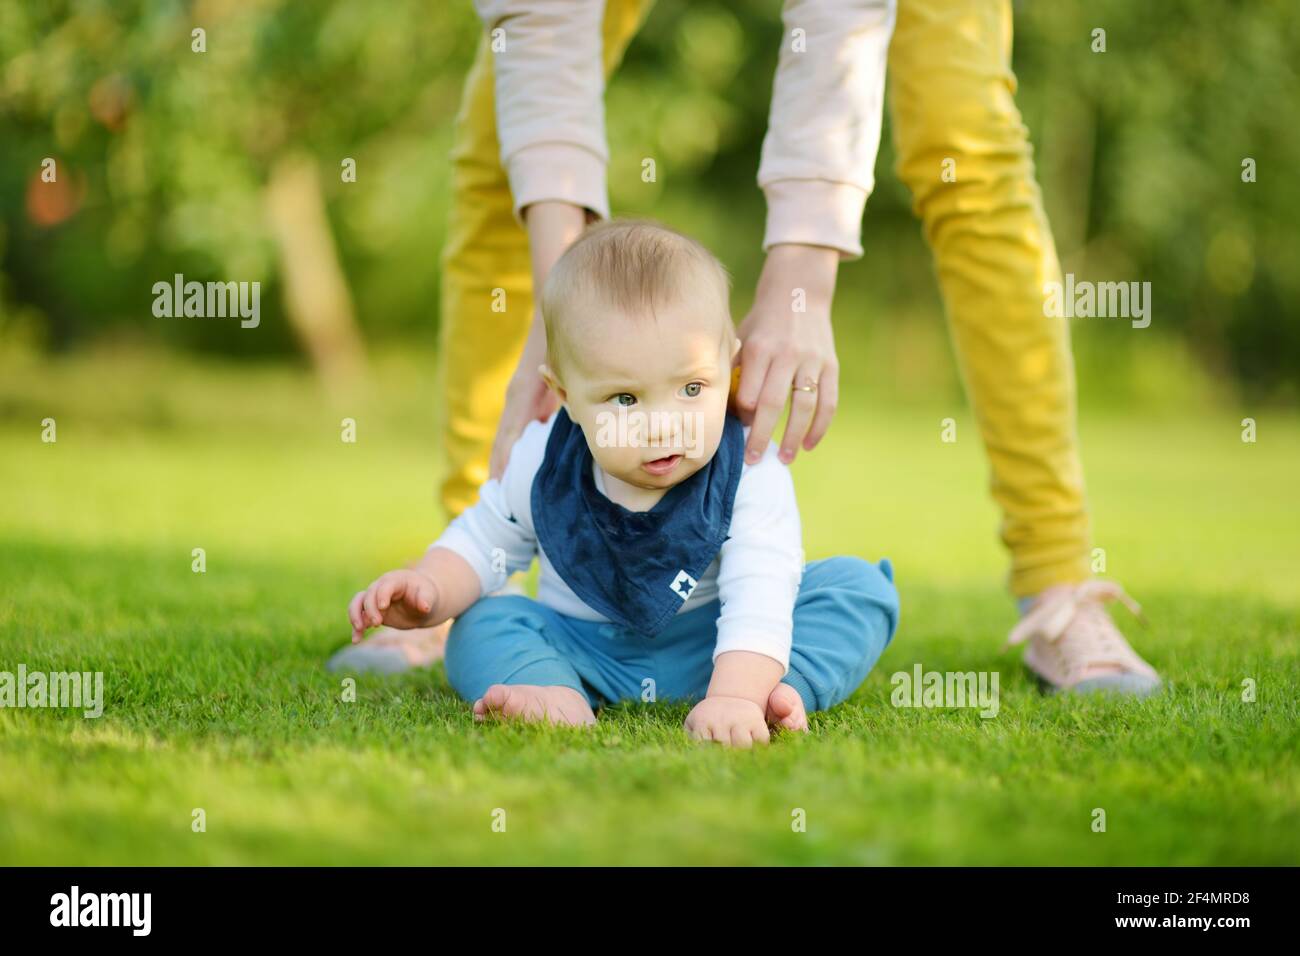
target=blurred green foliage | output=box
[1,0,1297,399]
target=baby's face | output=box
[548,299,736,493]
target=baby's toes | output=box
[766,683,809,732]
[477,684,517,719]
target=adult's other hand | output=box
[734,243,841,465]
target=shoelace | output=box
[1004,580,1147,676]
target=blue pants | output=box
[444,557,900,713]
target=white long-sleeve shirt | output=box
[431,414,804,671]
[474,0,896,259]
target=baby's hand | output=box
[347,569,440,642]
[684,696,771,748]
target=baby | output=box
[347,220,899,747]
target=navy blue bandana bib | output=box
[531,407,745,637]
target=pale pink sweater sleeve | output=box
[474,0,610,222]
[475,0,895,257]
[758,0,896,259]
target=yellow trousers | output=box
[434,0,1091,598]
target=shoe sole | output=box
[1031,669,1163,698]
[325,645,419,675]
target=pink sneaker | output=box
[1005,580,1162,696]
[326,621,450,674]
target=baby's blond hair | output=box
[540,219,732,377]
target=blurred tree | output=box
[0,0,476,369]
[266,153,365,391]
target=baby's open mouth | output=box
[641,453,682,476]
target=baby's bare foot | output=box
[765,683,809,732]
[473,684,597,727]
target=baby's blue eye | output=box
[681,382,703,398]
[612,393,637,407]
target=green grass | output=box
[1,348,1297,865]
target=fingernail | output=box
[779,449,793,463]
[745,449,759,463]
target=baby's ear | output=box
[539,363,566,403]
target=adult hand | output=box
[489,311,557,479]
[734,243,841,465]
[489,201,588,479]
